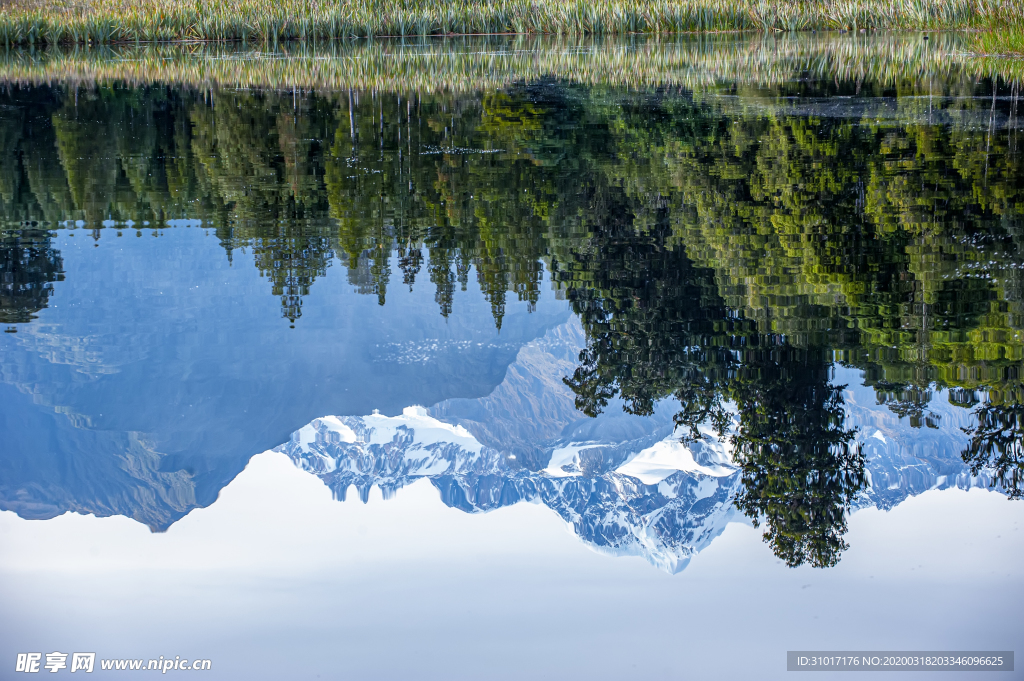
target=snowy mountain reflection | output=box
[277,320,997,573]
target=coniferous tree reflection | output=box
[555,203,865,567]
[0,230,64,325]
[726,349,864,568]
[556,186,733,420]
[963,386,1024,499]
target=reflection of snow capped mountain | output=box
[837,367,996,509]
[275,317,743,573]
[551,427,734,483]
[277,320,1003,573]
[277,406,741,574]
[285,407,495,501]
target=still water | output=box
[0,36,1022,679]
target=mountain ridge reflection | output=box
[276,319,999,573]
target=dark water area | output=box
[0,54,1022,679]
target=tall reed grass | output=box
[973,22,1024,55]
[0,0,1022,46]
[0,33,1012,93]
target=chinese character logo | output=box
[16,652,95,673]
[44,653,68,673]
[70,653,95,673]
[15,653,41,673]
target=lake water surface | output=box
[0,35,1022,680]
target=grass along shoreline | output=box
[0,0,1022,46]
[0,34,1015,92]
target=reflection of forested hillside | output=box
[6,80,1019,376]
[1,78,1023,519]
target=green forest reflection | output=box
[1,77,1022,565]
